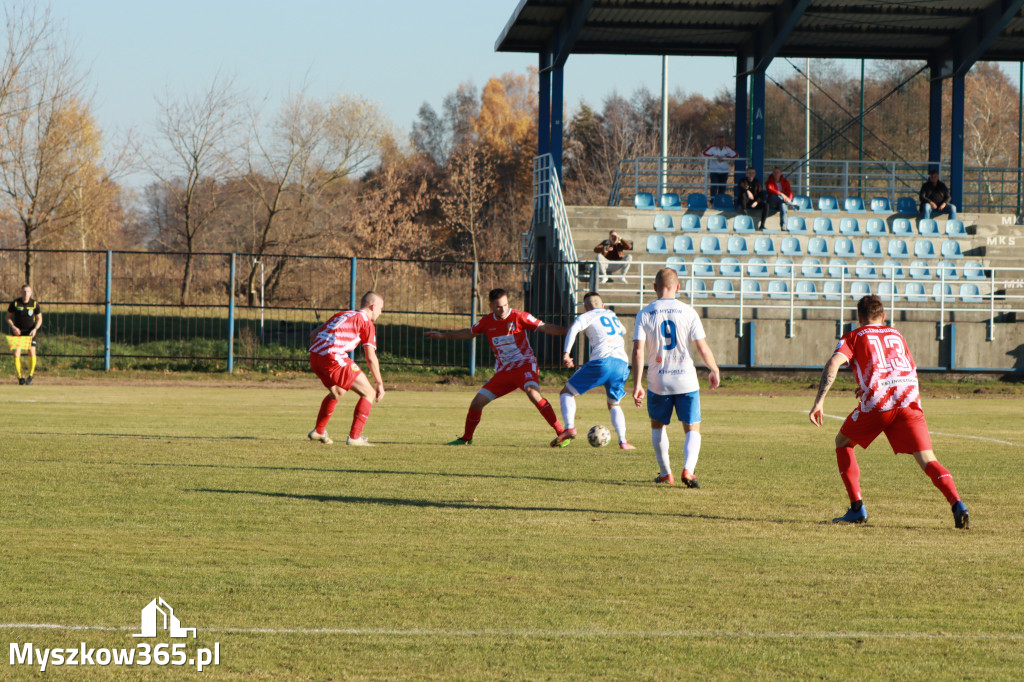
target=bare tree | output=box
[148,73,243,305]
[438,144,497,266]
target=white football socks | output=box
[559,393,576,431]
[608,404,627,443]
[683,431,702,475]
[651,427,671,476]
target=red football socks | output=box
[349,397,372,439]
[836,445,862,503]
[535,399,563,433]
[924,461,961,505]
[462,409,483,441]
[315,395,337,434]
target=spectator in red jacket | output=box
[766,168,795,231]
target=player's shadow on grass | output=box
[27,432,260,441]
[190,487,808,524]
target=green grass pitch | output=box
[2,381,1022,679]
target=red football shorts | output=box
[840,405,933,454]
[480,365,539,399]
[310,352,362,391]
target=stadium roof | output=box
[496,0,1024,65]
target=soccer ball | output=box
[587,425,611,448]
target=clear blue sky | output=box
[49,0,738,142]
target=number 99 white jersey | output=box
[563,308,629,363]
[633,298,707,395]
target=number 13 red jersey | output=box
[834,324,921,413]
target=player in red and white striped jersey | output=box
[307,292,385,446]
[425,288,568,445]
[809,295,970,529]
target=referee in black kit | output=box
[7,284,42,385]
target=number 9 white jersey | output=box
[633,298,707,395]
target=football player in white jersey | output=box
[632,268,721,486]
[551,292,634,449]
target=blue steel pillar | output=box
[950,73,966,211]
[538,54,551,158]
[104,250,112,371]
[227,253,236,374]
[751,69,766,182]
[551,66,564,182]
[928,62,943,173]
[734,56,749,178]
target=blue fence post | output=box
[469,261,478,376]
[350,257,357,310]
[104,250,112,371]
[227,253,236,373]
[747,320,756,367]
[949,323,957,370]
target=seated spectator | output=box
[594,230,633,283]
[920,170,957,220]
[702,135,737,197]
[765,167,794,231]
[736,167,768,231]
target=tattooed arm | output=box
[809,352,848,426]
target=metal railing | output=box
[609,156,1024,215]
[525,154,580,311]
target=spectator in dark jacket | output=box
[736,167,768,230]
[919,170,957,220]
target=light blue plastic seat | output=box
[932,282,953,301]
[905,282,927,302]
[646,234,668,254]
[653,214,674,232]
[720,257,741,277]
[877,281,897,300]
[828,258,849,279]
[684,278,708,299]
[909,260,931,279]
[870,197,892,213]
[773,257,794,277]
[844,197,866,212]
[962,262,985,281]
[865,218,887,236]
[634,192,655,209]
[945,219,967,238]
[665,257,688,276]
[727,235,749,255]
[706,215,728,233]
[795,280,818,300]
[700,235,722,255]
[687,193,708,211]
[746,258,769,277]
[860,238,882,257]
[936,260,958,280]
[960,283,982,303]
[850,281,871,299]
[839,218,861,235]
[896,197,917,215]
[732,214,755,233]
[693,257,714,277]
[834,237,855,257]
[800,258,823,278]
[941,240,963,259]
[768,280,790,300]
[712,279,735,299]
[914,239,936,259]
[781,236,802,256]
[808,237,828,257]
[855,259,876,278]
[792,195,812,211]
[888,239,909,258]
[823,280,843,300]
[680,214,701,233]
[787,216,808,234]
[753,235,775,256]
[741,279,763,299]
[818,195,840,213]
[813,217,835,235]
[660,193,681,210]
[882,259,904,279]
[918,219,940,237]
[891,218,914,237]
[672,235,695,255]
[712,193,734,211]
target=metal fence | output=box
[609,156,1024,215]
[0,249,578,373]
